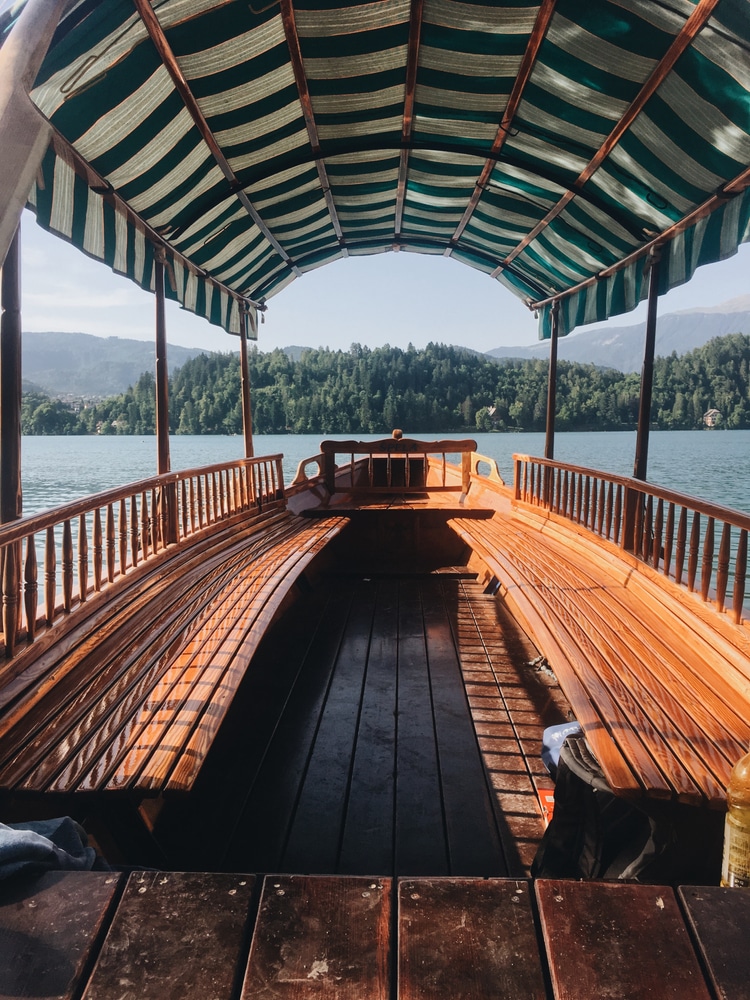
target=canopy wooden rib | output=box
[495,0,723,278]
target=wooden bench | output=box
[0,504,345,805]
[448,507,750,809]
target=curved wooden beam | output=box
[496,0,722,278]
[447,0,556,252]
[280,0,346,251]
[133,0,301,277]
[394,0,424,242]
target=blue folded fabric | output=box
[0,817,100,879]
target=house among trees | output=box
[703,408,721,427]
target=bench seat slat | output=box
[453,518,704,803]
[498,519,746,800]
[0,512,344,800]
[498,525,723,804]
[0,512,291,793]
[134,518,344,793]
[73,518,321,794]
[450,509,750,807]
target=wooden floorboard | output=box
[154,571,568,878]
[338,580,399,875]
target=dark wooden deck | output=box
[150,571,569,877]
[3,869,744,1000]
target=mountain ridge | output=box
[22,297,750,399]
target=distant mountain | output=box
[486,296,750,372]
[23,332,206,400]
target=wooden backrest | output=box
[320,437,477,495]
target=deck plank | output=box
[282,579,379,872]
[422,579,507,876]
[242,875,390,1000]
[338,579,399,875]
[398,877,547,1000]
[678,885,750,1000]
[83,871,254,1000]
[395,580,449,876]
[0,871,121,1000]
[536,879,712,1000]
[224,583,356,873]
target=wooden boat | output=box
[1,2,750,995]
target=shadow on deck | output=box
[153,570,569,878]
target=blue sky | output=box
[19,209,750,355]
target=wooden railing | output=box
[0,455,284,660]
[514,454,750,624]
[320,437,477,494]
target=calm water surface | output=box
[19,430,750,516]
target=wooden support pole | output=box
[633,252,661,481]
[1,227,22,656]
[544,302,559,461]
[1,226,22,523]
[154,256,177,544]
[239,309,255,458]
[154,256,170,476]
[538,302,560,504]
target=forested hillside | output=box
[21,335,750,435]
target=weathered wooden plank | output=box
[242,875,390,1000]
[83,872,254,1000]
[536,880,712,1000]
[226,582,355,873]
[678,885,750,1000]
[395,579,448,875]
[398,878,546,1000]
[338,578,399,874]
[422,577,506,876]
[282,578,379,872]
[0,871,120,1000]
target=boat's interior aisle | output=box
[153,571,569,878]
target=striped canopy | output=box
[2,0,750,338]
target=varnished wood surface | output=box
[679,885,750,1000]
[0,511,344,799]
[3,872,746,1000]
[450,506,750,807]
[398,878,547,1000]
[0,870,121,1000]
[160,572,567,878]
[243,875,390,1000]
[83,871,255,1000]
[536,880,713,1000]
[149,571,566,877]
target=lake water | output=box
[18,429,750,516]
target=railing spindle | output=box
[62,519,73,612]
[700,516,715,602]
[24,536,38,641]
[45,526,56,624]
[2,542,19,656]
[78,513,89,603]
[663,503,675,578]
[613,485,622,545]
[140,492,150,560]
[642,494,653,562]
[675,506,687,585]
[687,512,700,592]
[716,522,731,613]
[118,499,128,578]
[106,503,116,583]
[733,529,747,624]
[652,499,663,571]
[130,495,139,569]
[93,508,103,592]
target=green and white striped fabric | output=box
[3,0,749,339]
